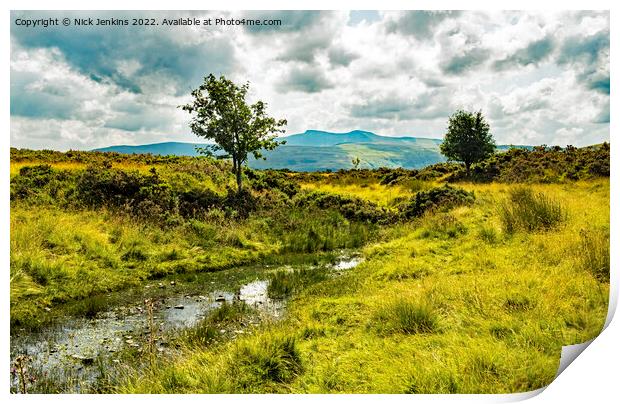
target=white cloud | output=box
[10,10,609,149]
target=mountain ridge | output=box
[92,130,524,171]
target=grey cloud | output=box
[328,46,359,67]
[277,33,333,63]
[11,10,237,95]
[242,11,326,34]
[494,37,554,70]
[593,105,610,124]
[386,11,460,41]
[557,30,609,95]
[350,97,413,120]
[441,48,490,75]
[349,90,453,121]
[10,65,109,121]
[558,30,609,65]
[587,76,610,94]
[277,66,334,93]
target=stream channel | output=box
[10,253,363,393]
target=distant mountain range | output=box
[93,130,522,171]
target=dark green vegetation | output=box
[440,110,496,174]
[447,143,610,183]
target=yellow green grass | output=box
[116,179,609,393]
[10,207,277,327]
[300,182,413,206]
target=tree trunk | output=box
[236,164,242,193]
[232,157,242,193]
[465,162,471,177]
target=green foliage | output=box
[10,165,71,203]
[248,169,300,198]
[12,164,250,222]
[414,162,462,181]
[499,188,566,233]
[181,74,287,192]
[440,110,496,173]
[399,185,475,219]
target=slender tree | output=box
[440,110,495,175]
[181,74,287,192]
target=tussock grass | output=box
[498,187,566,233]
[477,225,499,244]
[576,228,610,282]
[232,334,303,386]
[373,299,440,335]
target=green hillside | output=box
[93,130,447,171]
[92,130,532,172]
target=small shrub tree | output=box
[181,74,287,193]
[440,110,496,175]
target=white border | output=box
[2,1,617,403]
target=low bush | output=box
[248,169,300,198]
[445,143,610,183]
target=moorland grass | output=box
[10,150,610,393]
[116,179,609,393]
[498,187,566,233]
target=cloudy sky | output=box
[10,10,609,150]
